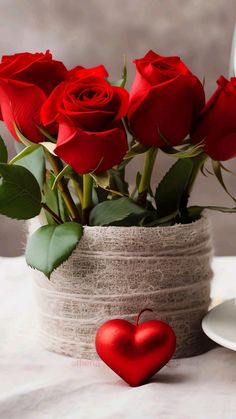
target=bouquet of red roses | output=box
[0,49,235,277]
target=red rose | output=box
[191,76,236,161]
[0,51,67,142]
[128,50,205,147]
[41,67,129,174]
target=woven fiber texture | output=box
[31,215,213,359]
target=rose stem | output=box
[135,308,153,326]
[44,150,81,222]
[41,203,62,224]
[82,174,93,225]
[137,147,158,206]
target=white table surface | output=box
[0,256,236,419]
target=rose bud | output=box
[191,76,236,161]
[128,50,205,148]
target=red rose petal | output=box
[55,121,128,174]
[0,78,46,142]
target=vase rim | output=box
[83,213,209,232]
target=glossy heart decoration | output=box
[95,309,176,386]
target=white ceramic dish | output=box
[202,299,236,351]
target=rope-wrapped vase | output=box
[31,215,213,359]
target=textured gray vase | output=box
[30,215,213,359]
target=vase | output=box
[30,215,213,359]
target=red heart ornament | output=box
[95,309,176,387]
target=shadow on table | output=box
[114,371,190,388]
[149,372,189,385]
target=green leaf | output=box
[155,158,193,217]
[0,136,8,163]
[0,163,41,219]
[57,190,71,222]
[43,173,70,224]
[90,197,149,226]
[9,144,40,164]
[212,160,236,202]
[52,165,72,190]
[26,222,83,278]
[14,146,45,189]
[43,173,59,224]
[188,205,236,218]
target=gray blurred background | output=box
[0,0,236,256]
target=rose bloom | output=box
[41,66,129,174]
[128,50,205,147]
[0,51,67,142]
[191,76,236,161]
